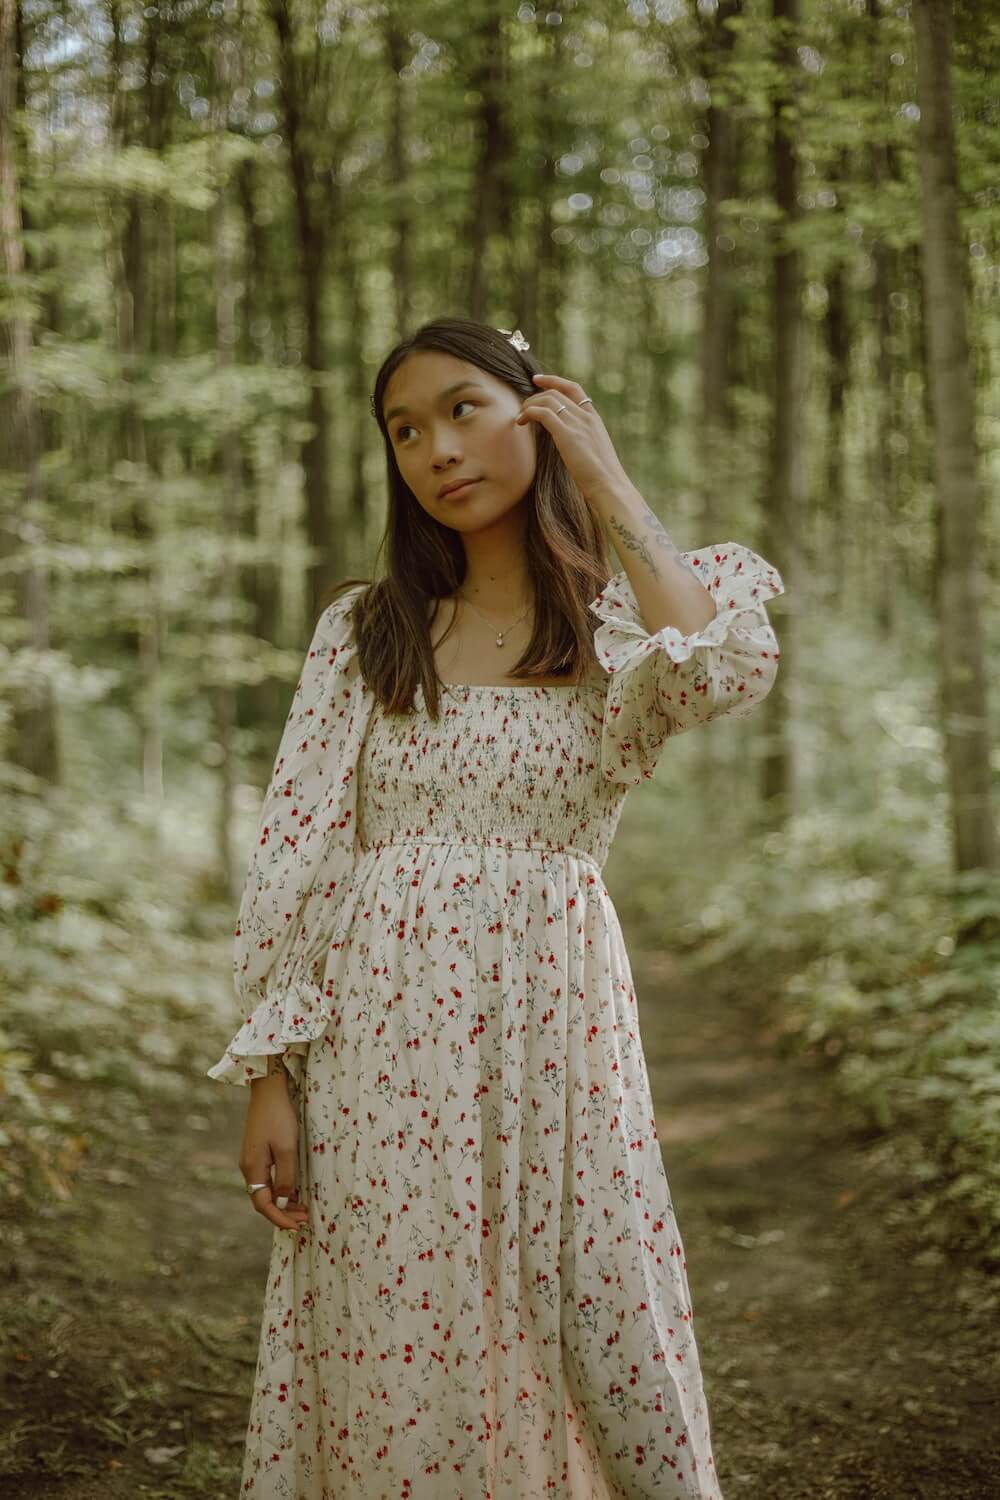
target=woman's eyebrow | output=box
[384,380,487,423]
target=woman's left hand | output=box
[515,372,634,509]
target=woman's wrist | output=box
[250,1052,289,1091]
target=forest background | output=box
[0,0,997,1493]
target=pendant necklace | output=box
[457,592,533,647]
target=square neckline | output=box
[426,596,607,695]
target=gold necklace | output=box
[456,591,533,648]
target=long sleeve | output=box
[588,541,784,785]
[206,585,374,1086]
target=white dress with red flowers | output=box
[208,542,784,1500]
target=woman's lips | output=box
[443,479,480,499]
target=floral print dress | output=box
[207,541,784,1500]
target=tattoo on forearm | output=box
[642,503,684,563]
[608,515,658,575]
[608,505,683,580]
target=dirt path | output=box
[4,952,998,1497]
[636,946,1000,1499]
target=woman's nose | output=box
[431,436,464,467]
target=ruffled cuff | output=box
[587,543,784,781]
[589,542,784,681]
[205,971,332,1088]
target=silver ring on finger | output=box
[578,396,594,407]
[555,403,568,415]
[246,1181,269,1195]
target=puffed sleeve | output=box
[206,584,373,1086]
[588,541,784,785]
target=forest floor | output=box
[2,947,998,1499]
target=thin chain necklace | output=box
[456,590,533,648]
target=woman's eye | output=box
[396,400,476,443]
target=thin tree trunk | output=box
[520,33,555,344]
[0,0,58,783]
[761,0,802,815]
[383,4,414,337]
[911,0,995,875]
[109,4,166,807]
[337,218,371,569]
[866,0,900,639]
[18,8,60,461]
[899,240,936,606]
[465,0,514,321]
[869,236,898,638]
[521,20,571,357]
[234,155,283,738]
[270,0,333,623]
[212,29,242,902]
[698,0,741,542]
[823,254,849,602]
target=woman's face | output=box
[382,350,538,533]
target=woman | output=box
[208,316,784,1499]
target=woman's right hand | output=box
[239,1068,311,1233]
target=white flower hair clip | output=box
[497,327,530,352]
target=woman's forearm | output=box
[249,1052,289,1094]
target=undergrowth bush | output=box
[0,762,235,1214]
[609,615,1000,1268]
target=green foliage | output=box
[610,602,1000,1267]
[0,766,235,1214]
[61,136,257,210]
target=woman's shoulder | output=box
[318,580,371,634]
[325,579,370,612]
[303,584,371,676]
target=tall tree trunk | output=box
[18,5,60,460]
[109,4,167,806]
[271,0,333,623]
[235,155,283,737]
[868,229,897,638]
[639,268,675,479]
[904,238,937,609]
[212,29,242,902]
[911,0,995,875]
[698,0,741,542]
[465,0,514,321]
[336,214,371,572]
[0,0,58,783]
[823,253,849,602]
[383,4,414,337]
[528,19,573,368]
[761,0,802,814]
[822,123,852,605]
[866,0,900,640]
[520,18,566,347]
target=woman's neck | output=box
[454,511,533,617]
[456,584,533,624]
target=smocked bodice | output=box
[355,681,628,872]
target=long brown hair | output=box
[321,316,613,721]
